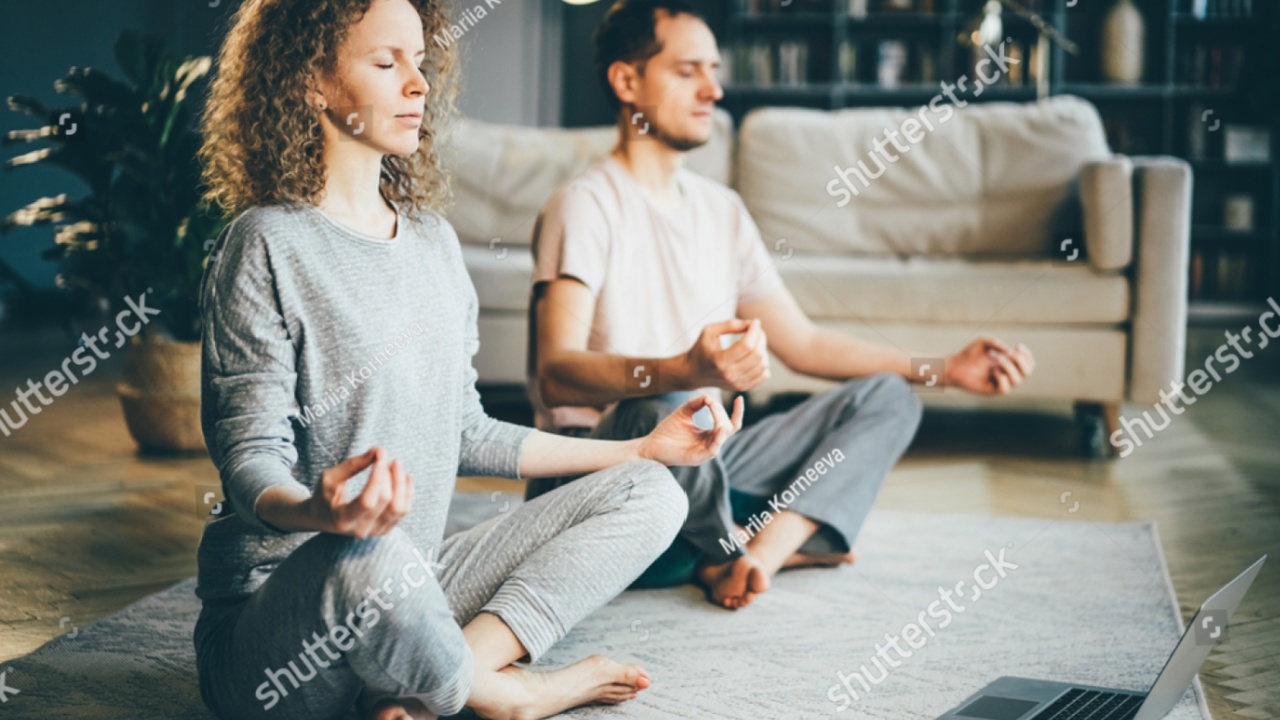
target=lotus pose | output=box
[526,0,1036,610]
[192,1,744,718]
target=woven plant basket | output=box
[116,335,205,453]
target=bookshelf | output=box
[718,0,1279,315]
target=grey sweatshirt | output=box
[196,202,533,604]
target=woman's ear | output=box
[305,73,329,111]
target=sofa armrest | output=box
[1080,156,1134,271]
[1128,156,1193,405]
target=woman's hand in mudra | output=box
[309,447,414,537]
[638,394,745,467]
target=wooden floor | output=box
[0,323,1276,718]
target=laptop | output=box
[935,555,1266,720]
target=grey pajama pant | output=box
[194,460,686,720]
[527,374,922,574]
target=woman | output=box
[193,1,744,719]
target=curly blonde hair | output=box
[199,0,458,219]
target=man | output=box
[525,0,1036,609]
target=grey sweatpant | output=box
[527,374,922,568]
[193,460,686,720]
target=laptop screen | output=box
[1133,556,1265,720]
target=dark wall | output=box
[1,0,216,291]
[560,0,727,128]
[0,0,556,292]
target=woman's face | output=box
[314,0,429,157]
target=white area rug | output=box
[3,495,1209,719]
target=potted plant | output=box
[2,30,226,453]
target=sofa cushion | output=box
[752,322,1129,402]
[777,254,1130,325]
[442,110,735,248]
[736,96,1112,258]
[462,243,534,312]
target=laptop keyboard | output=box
[1029,688,1144,720]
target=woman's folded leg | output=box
[197,526,473,720]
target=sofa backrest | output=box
[442,109,735,247]
[734,95,1112,258]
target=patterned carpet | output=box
[1,496,1211,719]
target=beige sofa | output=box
[442,96,1192,453]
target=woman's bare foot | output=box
[695,554,769,609]
[469,654,649,720]
[781,549,856,570]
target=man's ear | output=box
[607,60,641,107]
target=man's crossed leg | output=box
[527,373,922,608]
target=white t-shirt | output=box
[529,154,785,431]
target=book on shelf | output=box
[847,0,938,18]
[734,39,813,87]
[1190,249,1205,299]
[877,40,908,88]
[1179,42,1245,87]
[1192,251,1255,301]
[746,0,834,15]
[1189,0,1255,19]
[1214,252,1253,300]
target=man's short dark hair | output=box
[594,0,707,111]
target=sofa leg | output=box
[1074,401,1121,459]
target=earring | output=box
[317,101,326,111]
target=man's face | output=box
[620,12,724,151]
[316,0,429,157]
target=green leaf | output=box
[5,94,53,120]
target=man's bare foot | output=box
[469,654,649,720]
[695,554,769,609]
[356,689,436,720]
[781,550,856,570]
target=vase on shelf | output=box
[1101,0,1145,84]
